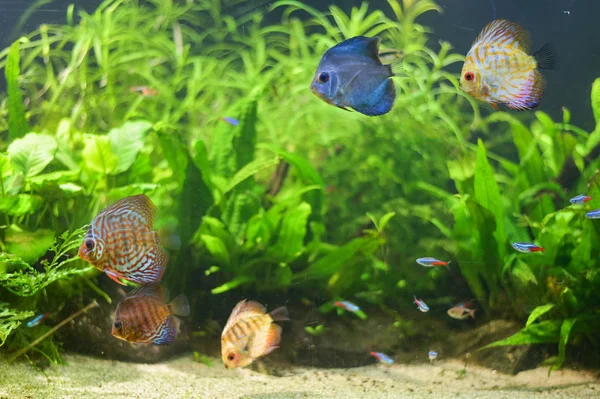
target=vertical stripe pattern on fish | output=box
[78,194,169,285]
[221,300,289,369]
[111,284,190,345]
[460,19,558,111]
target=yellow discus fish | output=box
[221,300,288,369]
[460,19,558,111]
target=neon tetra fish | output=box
[130,86,158,97]
[370,351,394,364]
[569,194,591,205]
[78,194,172,285]
[416,257,450,268]
[334,301,360,313]
[26,313,50,328]
[310,36,401,116]
[112,284,190,345]
[221,300,289,369]
[413,296,429,312]
[512,242,544,253]
[460,19,558,110]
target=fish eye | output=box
[85,240,95,250]
[318,72,330,83]
[114,321,122,329]
[464,72,474,81]
[227,353,236,361]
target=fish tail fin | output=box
[534,43,559,70]
[446,261,451,270]
[157,227,181,251]
[269,306,289,322]
[169,294,191,317]
[262,323,283,356]
[470,309,477,319]
[507,70,545,111]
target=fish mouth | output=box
[310,83,333,105]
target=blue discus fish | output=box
[586,209,600,219]
[310,36,399,116]
[370,351,394,364]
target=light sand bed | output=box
[0,354,598,399]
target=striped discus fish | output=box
[112,284,190,345]
[221,300,289,369]
[78,194,172,285]
[460,19,558,111]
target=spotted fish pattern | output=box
[460,19,558,111]
[78,194,168,285]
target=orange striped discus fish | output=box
[78,194,169,285]
[460,19,558,111]
[221,300,289,369]
[112,284,190,345]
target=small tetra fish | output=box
[112,284,190,345]
[78,194,174,285]
[447,303,476,320]
[460,19,558,111]
[413,296,429,312]
[585,209,600,219]
[570,195,592,205]
[26,313,50,328]
[130,86,158,97]
[416,257,450,268]
[218,116,239,126]
[370,351,394,364]
[334,301,361,313]
[221,300,289,369]
[428,350,438,362]
[512,242,544,253]
[310,36,401,116]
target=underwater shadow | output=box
[484,381,596,393]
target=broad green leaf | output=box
[526,304,555,327]
[511,260,537,286]
[6,40,29,140]
[552,318,577,370]
[200,234,230,266]
[480,320,561,350]
[591,78,600,124]
[474,140,505,255]
[7,133,57,178]
[271,202,312,262]
[378,212,396,232]
[108,120,152,174]
[571,220,593,269]
[108,183,158,201]
[5,225,55,264]
[298,236,378,281]
[82,134,118,175]
[223,155,280,195]
[0,194,42,216]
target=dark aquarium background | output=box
[0,0,599,393]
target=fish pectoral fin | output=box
[337,105,352,112]
[105,270,127,286]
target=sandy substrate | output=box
[0,354,598,399]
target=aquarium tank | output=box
[0,0,599,398]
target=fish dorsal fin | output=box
[474,19,531,52]
[126,283,167,302]
[222,300,266,337]
[329,36,382,62]
[97,194,157,229]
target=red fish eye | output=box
[227,353,236,361]
[85,240,94,250]
[464,72,474,81]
